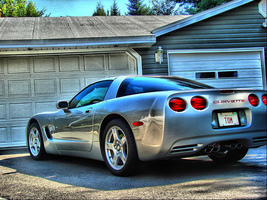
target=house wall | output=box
[135,0,267,76]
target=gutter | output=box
[0,35,156,49]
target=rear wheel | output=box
[27,122,47,160]
[208,146,248,163]
[101,119,138,176]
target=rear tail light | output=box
[191,96,207,110]
[262,94,267,106]
[248,94,259,107]
[169,98,186,112]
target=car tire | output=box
[27,122,47,160]
[101,119,138,176]
[208,146,248,163]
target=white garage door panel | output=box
[8,58,30,74]
[34,57,56,73]
[168,49,265,89]
[10,126,26,143]
[10,103,32,119]
[60,78,81,95]
[0,128,8,144]
[85,55,105,71]
[169,59,261,72]
[0,81,4,96]
[35,102,57,114]
[59,56,81,72]
[0,60,4,73]
[0,52,138,148]
[9,80,31,96]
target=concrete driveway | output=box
[0,146,266,199]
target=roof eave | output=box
[0,35,156,50]
[152,0,255,37]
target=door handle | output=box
[85,107,93,113]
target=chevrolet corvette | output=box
[26,76,267,176]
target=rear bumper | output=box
[166,129,267,158]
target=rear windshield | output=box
[117,77,213,97]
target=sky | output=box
[33,0,151,17]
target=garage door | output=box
[0,52,138,148]
[168,48,266,89]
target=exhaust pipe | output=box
[204,148,213,153]
[204,142,243,154]
[225,143,243,149]
[212,147,220,152]
[204,143,221,153]
[230,144,237,149]
[225,143,237,149]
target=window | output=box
[117,77,212,97]
[69,80,112,108]
[196,72,216,79]
[218,71,238,78]
[196,71,238,79]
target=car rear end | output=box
[162,89,267,158]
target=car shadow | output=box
[0,147,266,191]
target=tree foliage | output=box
[126,0,153,15]
[0,0,47,17]
[173,0,233,13]
[151,0,192,15]
[196,0,233,12]
[92,1,107,16]
[151,0,178,15]
[110,0,120,16]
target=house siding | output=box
[135,0,267,75]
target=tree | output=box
[172,0,233,13]
[92,1,107,16]
[110,0,120,16]
[126,0,153,15]
[0,0,47,17]
[172,0,202,6]
[151,0,178,15]
[197,0,233,12]
[151,0,193,15]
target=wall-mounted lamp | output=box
[263,19,267,28]
[155,46,163,64]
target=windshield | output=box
[117,77,213,97]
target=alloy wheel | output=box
[105,126,128,170]
[29,127,41,157]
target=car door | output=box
[52,80,113,152]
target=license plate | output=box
[217,112,240,127]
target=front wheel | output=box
[27,122,47,160]
[208,146,248,163]
[101,119,138,176]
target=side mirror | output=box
[56,101,69,110]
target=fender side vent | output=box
[171,144,202,154]
[45,126,53,139]
[253,136,267,143]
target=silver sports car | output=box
[26,76,267,176]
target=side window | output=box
[69,80,112,108]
